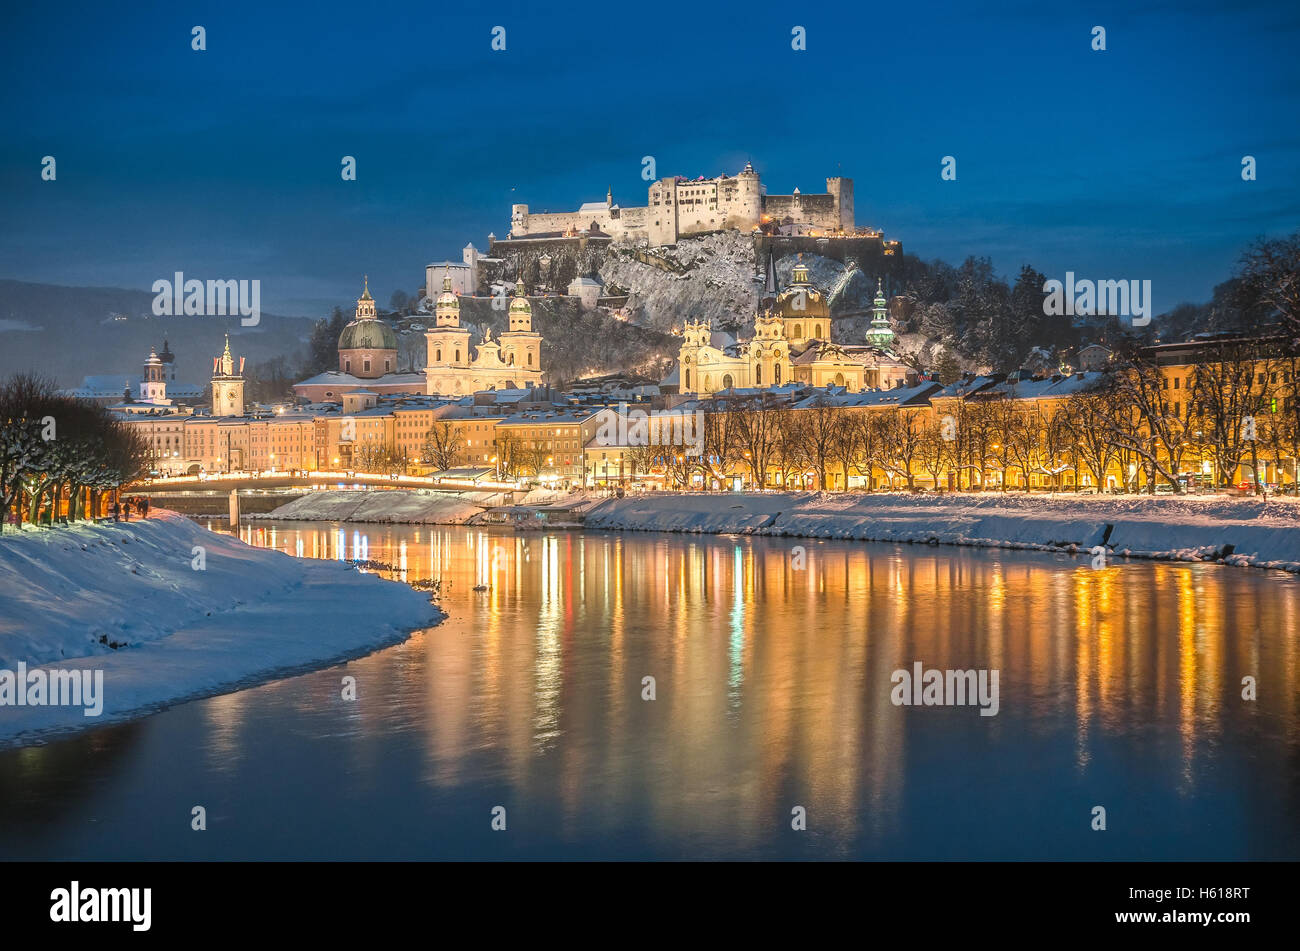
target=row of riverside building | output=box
[110,329,1300,493]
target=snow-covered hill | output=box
[595,232,915,348]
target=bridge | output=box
[126,471,526,517]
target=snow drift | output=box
[0,512,441,746]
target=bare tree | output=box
[728,397,780,488]
[874,408,926,490]
[422,421,465,472]
[773,410,812,490]
[1190,341,1275,492]
[801,397,843,490]
[916,417,952,490]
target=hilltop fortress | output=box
[509,161,857,247]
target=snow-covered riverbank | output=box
[581,492,1300,572]
[249,488,490,524]
[0,512,442,747]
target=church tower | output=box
[498,279,542,386]
[211,334,245,416]
[865,278,896,351]
[746,252,791,388]
[677,318,710,394]
[141,346,167,403]
[424,269,474,395]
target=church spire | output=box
[866,278,895,351]
[355,275,377,319]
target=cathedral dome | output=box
[775,260,829,319]
[338,318,398,352]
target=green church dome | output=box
[338,318,398,352]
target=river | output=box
[1,519,1297,860]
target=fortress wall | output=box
[514,210,613,236]
[511,172,852,248]
[762,193,840,229]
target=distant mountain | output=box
[0,280,317,387]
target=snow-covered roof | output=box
[984,371,1104,400]
[496,409,601,427]
[792,382,942,409]
[294,370,426,387]
[67,376,203,400]
[932,376,1000,400]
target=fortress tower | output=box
[732,161,763,228]
[826,177,854,232]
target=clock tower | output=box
[211,335,246,416]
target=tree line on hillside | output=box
[889,230,1300,374]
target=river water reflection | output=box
[1,520,1298,860]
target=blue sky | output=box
[2,0,1297,316]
